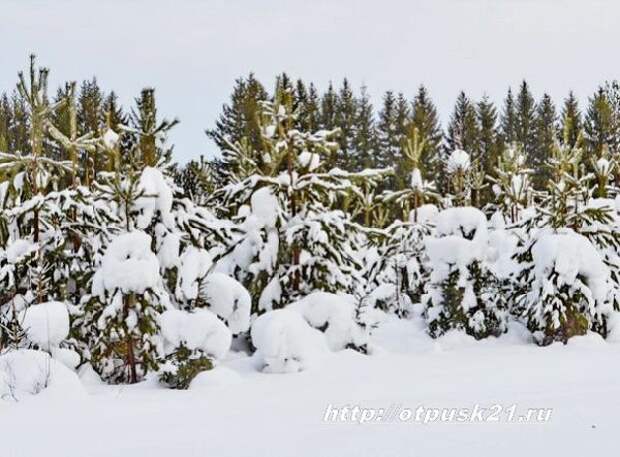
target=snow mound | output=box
[189,366,243,390]
[92,231,160,295]
[200,273,251,334]
[289,292,384,351]
[435,206,487,241]
[135,167,174,229]
[251,309,329,373]
[0,349,84,401]
[177,246,213,301]
[21,301,70,350]
[532,231,610,305]
[160,309,232,359]
[425,236,482,273]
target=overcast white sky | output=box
[2,0,619,162]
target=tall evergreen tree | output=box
[334,79,357,169]
[584,87,617,160]
[515,81,537,160]
[351,86,377,170]
[206,73,267,155]
[78,78,104,136]
[392,93,412,188]
[320,82,338,131]
[129,88,179,168]
[0,94,10,152]
[532,93,558,187]
[410,85,442,184]
[477,94,502,180]
[295,80,320,132]
[560,91,582,148]
[604,80,620,152]
[500,87,517,144]
[376,90,398,172]
[10,90,30,154]
[446,91,480,157]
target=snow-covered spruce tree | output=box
[77,98,175,383]
[158,308,231,389]
[422,207,507,339]
[353,126,439,315]
[512,132,619,344]
[381,125,439,222]
[488,142,533,223]
[0,57,115,353]
[88,230,165,384]
[212,87,387,312]
[591,146,617,199]
[365,216,434,316]
[445,148,471,206]
[79,91,238,384]
[515,229,612,345]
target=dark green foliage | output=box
[476,95,503,204]
[446,91,480,156]
[175,155,215,202]
[584,87,617,160]
[376,90,398,171]
[86,291,164,385]
[411,86,443,188]
[500,88,517,145]
[425,261,507,340]
[206,74,267,153]
[532,93,558,188]
[320,82,338,132]
[333,79,358,169]
[515,81,537,160]
[426,268,464,338]
[526,274,594,346]
[560,91,582,148]
[351,86,377,170]
[159,345,214,390]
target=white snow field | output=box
[2,317,619,457]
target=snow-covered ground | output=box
[2,317,618,457]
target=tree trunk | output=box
[124,293,138,384]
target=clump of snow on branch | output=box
[531,231,611,308]
[435,206,488,242]
[135,167,175,229]
[159,309,232,360]
[92,231,161,296]
[446,149,471,174]
[199,273,251,334]
[289,292,384,352]
[177,246,213,301]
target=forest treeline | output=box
[2,68,620,215]
[205,73,619,200]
